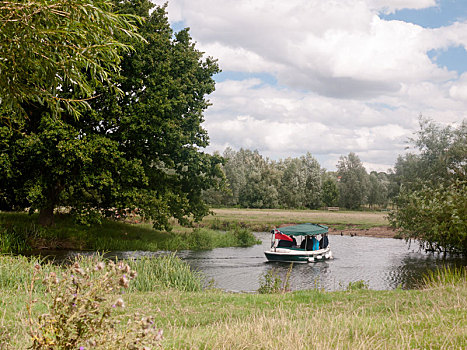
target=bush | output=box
[231,226,260,247]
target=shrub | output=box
[346,280,369,291]
[232,226,260,247]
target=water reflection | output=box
[34,233,466,292]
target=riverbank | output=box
[0,212,260,254]
[1,208,394,254]
[1,255,465,349]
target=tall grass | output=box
[128,254,204,292]
[422,265,467,288]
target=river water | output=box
[41,233,467,292]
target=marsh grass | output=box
[422,265,467,288]
[128,254,204,292]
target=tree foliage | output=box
[0,0,141,119]
[390,118,467,253]
[278,153,322,209]
[0,1,223,229]
[337,152,369,209]
[389,181,467,253]
[321,175,339,207]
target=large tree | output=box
[0,1,223,229]
[389,118,467,253]
[278,153,322,209]
[337,152,369,209]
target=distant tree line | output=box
[203,149,400,210]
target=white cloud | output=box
[369,0,437,14]
[153,0,467,171]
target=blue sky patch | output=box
[171,20,187,33]
[428,46,467,73]
[380,1,467,28]
[214,71,278,86]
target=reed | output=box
[128,254,204,292]
[422,265,467,288]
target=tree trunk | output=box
[38,204,55,226]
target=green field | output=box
[1,255,466,349]
[200,208,390,231]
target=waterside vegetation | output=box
[0,211,260,254]
[1,255,466,349]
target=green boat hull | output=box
[264,247,332,263]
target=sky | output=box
[153,0,467,172]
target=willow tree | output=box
[0,0,141,119]
[389,118,467,253]
[0,1,223,229]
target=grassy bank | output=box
[0,212,260,254]
[1,255,466,349]
[200,208,390,231]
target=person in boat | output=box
[312,235,319,250]
[304,235,319,250]
[277,237,293,248]
[319,233,329,249]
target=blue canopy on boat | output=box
[273,223,328,236]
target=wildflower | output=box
[95,262,105,271]
[49,272,59,284]
[119,275,129,288]
[34,264,41,271]
[114,298,125,308]
[155,329,163,341]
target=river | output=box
[40,233,467,292]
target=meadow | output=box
[1,255,465,349]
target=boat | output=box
[264,223,333,263]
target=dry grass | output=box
[201,208,390,232]
[153,284,467,349]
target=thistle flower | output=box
[119,275,129,288]
[114,298,125,308]
[155,329,163,341]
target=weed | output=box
[232,226,260,247]
[258,263,293,294]
[346,280,369,291]
[128,254,204,292]
[26,257,162,349]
